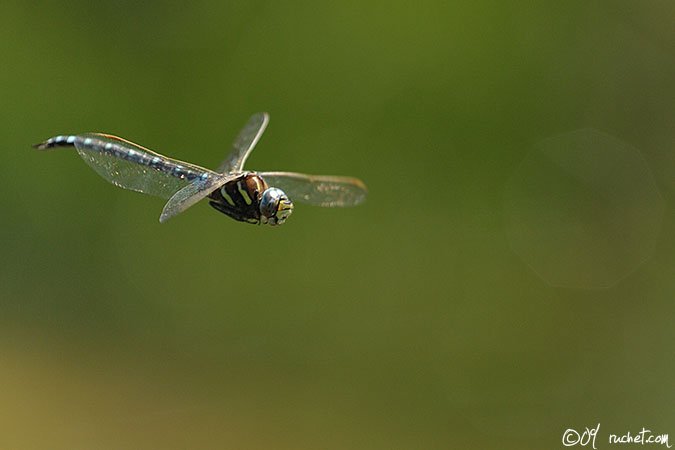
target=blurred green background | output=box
[1,1,674,449]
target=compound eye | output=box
[259,188,293,226]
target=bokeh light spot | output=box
[504,129,664,289]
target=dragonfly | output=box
[34,113,367,225]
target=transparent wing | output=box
[216,112,269,173]
[160,173,237,223]
[259,171,367,207]
[74,133,215,199]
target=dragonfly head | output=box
[260,187,293,226]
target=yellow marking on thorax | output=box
[220,187,235,206]
[237,181,253,205]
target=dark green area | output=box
[1,1,673,448]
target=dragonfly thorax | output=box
[207,172,292,226]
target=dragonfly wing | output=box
[216,112,269,173]
[74,133,213,199]
[160,173,236,223]
[259,171,368,207]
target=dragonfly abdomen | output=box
[34,134,209,183]
[33,135,79,150]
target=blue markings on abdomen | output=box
[34,135,79,149]
[35,133,209,182]
[75,135,206,182]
